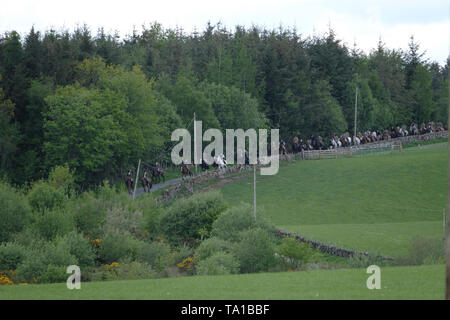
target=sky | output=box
[1,0,449,65]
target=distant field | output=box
[0,265,444,300]
[221,142,448,257]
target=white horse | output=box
[353,136,360,146]
[214,154,227,175]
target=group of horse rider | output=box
[125,163,165,194]
[288,121,446,152]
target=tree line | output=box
[0,22,448,188]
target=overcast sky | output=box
[1,0,449,65]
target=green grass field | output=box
[221,142,448,257]
[1,142,446,300]
[0,264,444,300]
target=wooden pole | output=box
[354,87,358,139]
[194,112,197,175]
[253,164,256,221]
[446,59,450,300]
[133,159,141,200]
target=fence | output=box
[288,130,448,161]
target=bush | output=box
[90,261,155,281]
[97,230,140,264]
[196,251,240,276]
[160,191,227,244]
[28,181,66,214]
[0,182,31,243]
[37,265,68,284]
[32,209,75,241]
[348,253,387,268]
[72,193,107,238]
[56,231,95,267]
[48,164,76,197]
[396,236,444,266]
[103,206,144,235]
[16,243,77,283]
[195,237,232,260]
[0,242,28,270]
[137,241,170,271]
[232,228,277,273]
[211,204,275,242]
[167,244,194,265]
[110,261,155,280]
[276,238,316,269]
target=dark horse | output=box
[125,176,134,195]
[149,165,165,184]
[201,159,210,171]
[181,163,193,180]
[140,176,152,193]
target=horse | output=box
[292,136,303,153]
[150,165,165,183]
[201,159,209,171]
[214,154,227,175]
[279,142,287,155]
[181,163,193,180]
[140,176,152,193]
[125,176,134,195]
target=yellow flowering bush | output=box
[0,270,16,285]
[105,262,120,270]
[0,275,13,285]
[176,256,198,272]
[91,238,102,248]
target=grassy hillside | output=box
[220,143,448,257]
[0,264,444,300]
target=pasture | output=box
[0,264,444,300]
[220,142,448,257]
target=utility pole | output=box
[354,87,358,138]
[194,112,197,174]
[253,165,256,220]
[446,61,450,300]
[133,159,141,200]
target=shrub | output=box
[0,182,31,243]
[72,193,107,238]
[56,231,95,267]
[97,230,140,264]
[276,238,316,269]
[167,244,194,265]
[16,243,77,283]
[28,181,66,214]
[31,209,75,241]
[211,203,275,242]
[137,241,170,271]
[103,206,144,235]
[37,265,68,284]
[111,261,155,280]
[195,237,232,261]
[0,242,28,270]
[396,236,444,266]
[90,261,155,281]
[348,253,387,268]
[232,228,277,273]
[15,250,47,283]
[196,251,240,276]
[160,191,226,244]
[48,164,76,197]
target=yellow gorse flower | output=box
[0,275,13,285]
[106,262,120,269]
